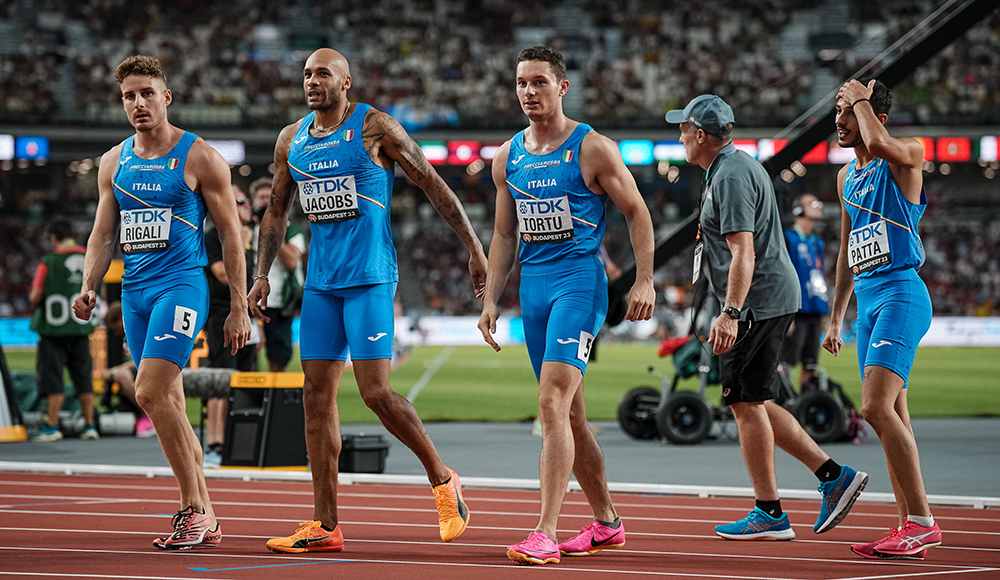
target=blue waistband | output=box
[855,267,920,293]
[520,253,602,277]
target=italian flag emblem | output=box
[563,150,574,163]
[167,158,179,169]
[343,130,354,141]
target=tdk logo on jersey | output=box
[123,209,169,225]
[308,160,340,171]
[133,183,162,192]
[850,221,884,245]
[302,176,352,195]
[519,198,566,214]
[527,179,557,189]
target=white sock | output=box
[908,514,935,527]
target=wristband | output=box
[254,274,269,282]
[851,98,870,108]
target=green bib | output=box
[30,251,95,336]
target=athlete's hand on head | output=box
[73,290,97,321]
[223,310,252,355]
[624,282,655,322]
[822,322,843,357]
[247,278,271,323]
[707,315,738,355]
[837,79,874,106]
[477,303,501,352]
[468,253,488,301]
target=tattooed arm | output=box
[365,109,488,297]
[249,121,301,321]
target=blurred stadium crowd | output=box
[2,174,998,324]
[1,0,998,128]
[1,0,998,328]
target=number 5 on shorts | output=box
[173,306,198,338]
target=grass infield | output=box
[4,343,998,424]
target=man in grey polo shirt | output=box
[666,95,867,541]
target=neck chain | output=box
[313,104,350,134]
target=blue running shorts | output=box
[121,272,209,370]
[854,268,932,388]
[519,255,608,380]
[299,283,397,362]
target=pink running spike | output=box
[558,520,626,556]
[153,506,221,550]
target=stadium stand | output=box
[0,1,996,128]
[0,0,997,321]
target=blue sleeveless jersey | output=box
[784,227,829,315]
[113,132,207,289]
[505,124,606,266]
[841,157,926,281]
[288,104,396,290]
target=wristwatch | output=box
[722,306,741,320]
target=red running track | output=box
[0,472,998,579]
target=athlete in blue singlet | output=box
[477,47,655,565]
[73,55,251,550]
[825,79,942,559]
[249,48,487,553]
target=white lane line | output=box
[2,465,997,510]
[0,536,991,571]
[405,346,454,403]
[0,573,220,580]
[830,568,1000,580]
[2,519,997,556]
[3,499,998,539]
[0,546,815,580]
[3,482,1000,526]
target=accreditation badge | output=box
[692,242,703,284]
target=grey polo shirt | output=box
[699,142,800,321]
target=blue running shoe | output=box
[814,465,868,533]
[716,507,795,540]
[31,425,63,442]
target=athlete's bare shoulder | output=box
[97,143,125,184]
[362,107,405,155]
[493,140,512,164]
[580,128,616,157]
[187,136,228,170]
[361,106,401,136]
[579,128,622,186]
[836,162,851,196]
[100,142,125,166]
[491,140,513,183]
[275,119,306,154]
[362,107,416,170]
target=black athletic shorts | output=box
[262,309,294,367]
[780,312,823,368]
[720,313,794,406]
[36,335,93,397]
[205,311,258,372]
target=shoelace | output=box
[896,520,929,536]
[169,510,195,538]
[433,483,458,520]
[580,521,600,537]
[292,521,319,538]
[874,526,903,546]
[817,480,841,503]
[523,531,555,550]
